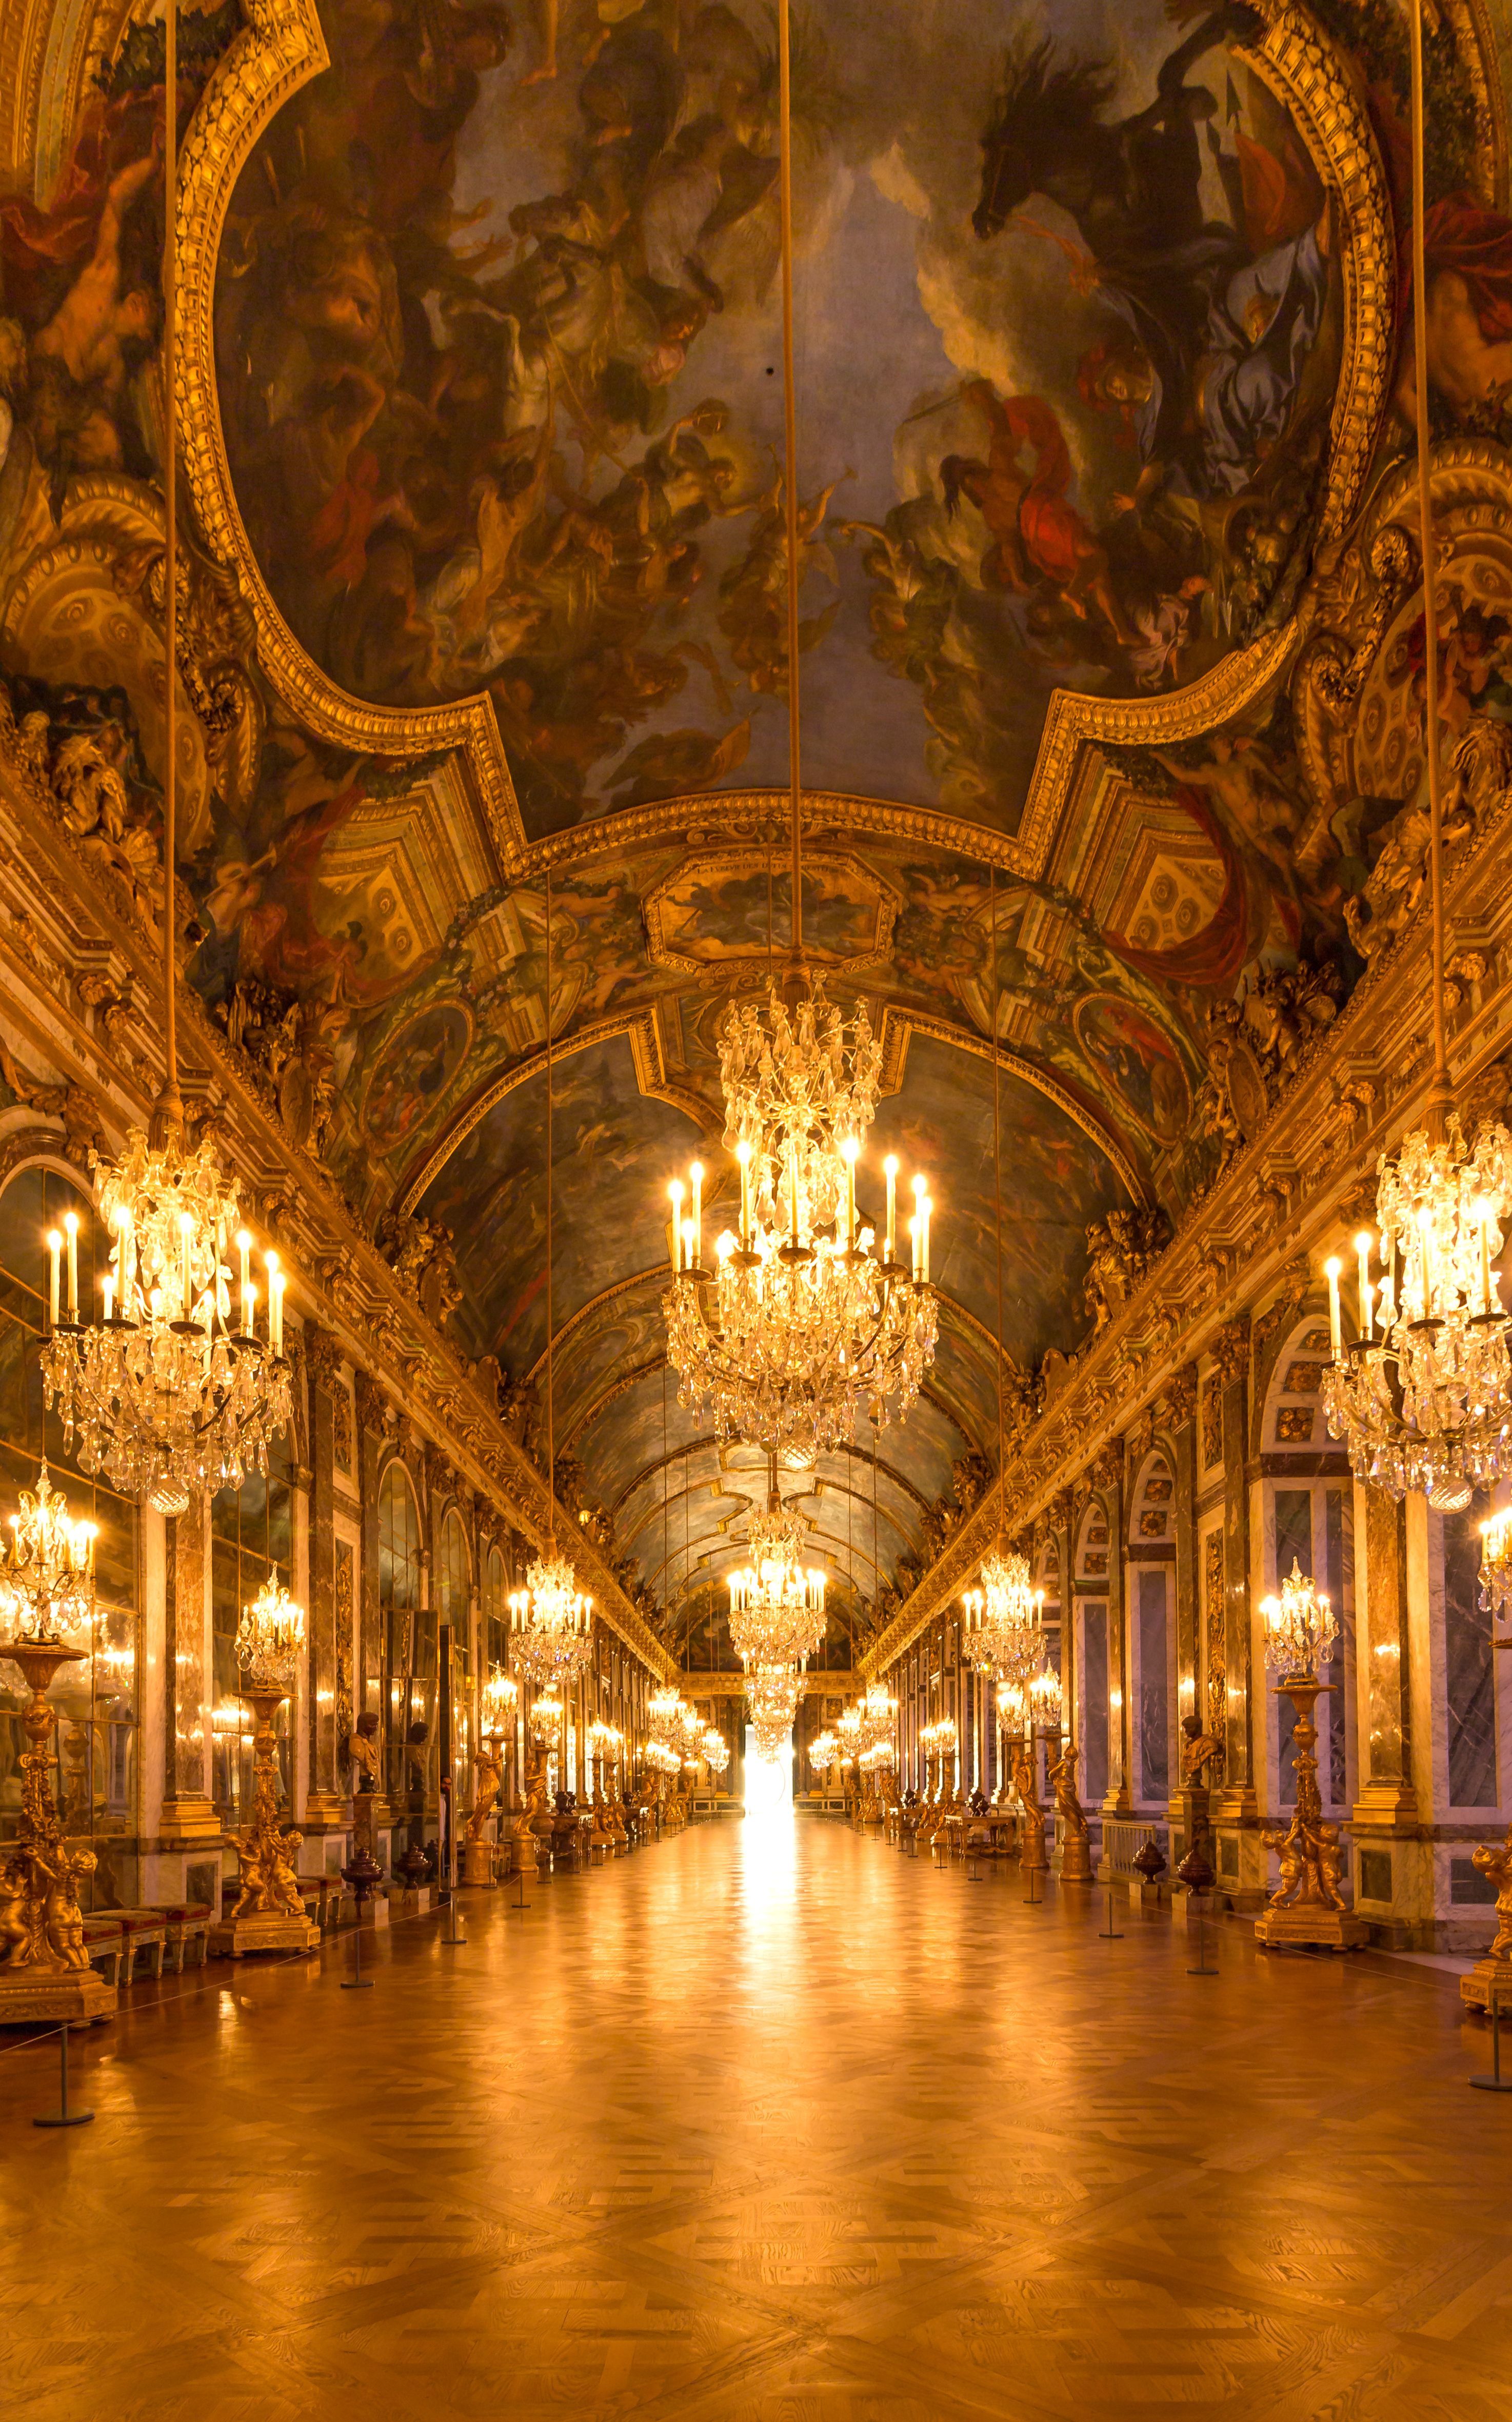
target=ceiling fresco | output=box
[0,0,1509,1661]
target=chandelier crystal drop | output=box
[40,1131,293,1517]
[663,977,939,1461]
[508,1549,593,1685]
[1323,1118,1512,1510]
[234,1574,305,1692]
[1260,1558,1338,1680]
[962,1543,1045,1689]
[0,1462,96,1644]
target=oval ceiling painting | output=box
[214,0,1365,842]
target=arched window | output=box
[379,1462,423,1806]
[0,1164,139,1903]
[211,1442,294,1823]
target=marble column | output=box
[1095,1446,1131,1817]
[1213,1319,1256,1820]
[303,1325,345,1825]
[158,1501,216,1844]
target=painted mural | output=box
[211,0,1349,837]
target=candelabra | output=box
[464,1671,516,1880]
[917,1718,957,1843]
[1481,1509,1512,1622]
[1254,1562,1364,1950]
[0,1622,115,2021]
[210,1578,319,1958]
[41,1137,293,1516]
[0,1461,96,1644]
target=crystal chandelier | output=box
[1260,1558,1338,1680]
[747,1660,800,1759]
[962,1545,1045,1689]
[663,981,939,1461]
[702,1727,730,1777]
[0,1462,96,1643]
[647,1685,683,1748]
[645,1740,681,1777]
[41,1133,292,1516]
[808,1727,837,1775]
[678,1701,706,1767]
[728,1462,826,1667]
[509,1549,593,1685]
[1323,1124,1512,1510]
[919,1716,957,1764]
[37,43,293,1521]
[530,1684,565,1745]
[481,1667,520,1737]
[859,1738,894,1776]
[1027,1666,1063,1730]
[235,1574,305,1691]
[1481,1509,1512,1619]
[1319,18,1512,1511]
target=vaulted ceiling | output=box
[1,0,1507,1658]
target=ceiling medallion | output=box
[664,974,938,1460]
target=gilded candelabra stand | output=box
[1254,1562,1365,1951]
[209,1579,320,1960]
[0,1635,115,2023]
[465,1669,518,1885]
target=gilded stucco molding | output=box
[863,778,1512,1679]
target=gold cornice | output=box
[862,781,1512,1680]
[0,748,675,1677]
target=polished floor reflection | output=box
[6,1821,1512,2419]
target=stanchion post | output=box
[33,2021,93,2129]
[1187,1905,1218,1977]
[1471,1984,1512,2091]
[1099,1882,1123,1941]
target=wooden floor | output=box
[6,1819,1512,2420]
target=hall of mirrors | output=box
[8,0,1512,2412]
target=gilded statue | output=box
[1260,1687,1346,1914]
[348,1713,381,1791]
[1472,1829,1512,1965]
[1047,1741,1089,1844]
[466,1738,506,1843]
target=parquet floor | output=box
[5,1819,1512,2421]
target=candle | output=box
[117,1203,133,1315]
[884,1157,898,1263]
[1326,1256,1342,1361]
[237,1229,251,1302]
[921,1194,932,1284]
[271,1269,285,1357]
[1419,1207,1436,1318]
[789,1147,800,1244]
[737,1141,751,1244]
[243,1281,256,1338]
[46,1228,61,1327]
[102,1274,114,1324]
[681,1216,694,1273]
[668,1182,683,1274]
[1480,1201,1493,1316]
[908,1214,920,1281]
[690,1162,703,1270]
[64,1213,78,1320]
[1354,1231,1371,1338]
[842,1138,858,1249]
[1362,1278,1374,1342]
[179,1210,192,1319]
